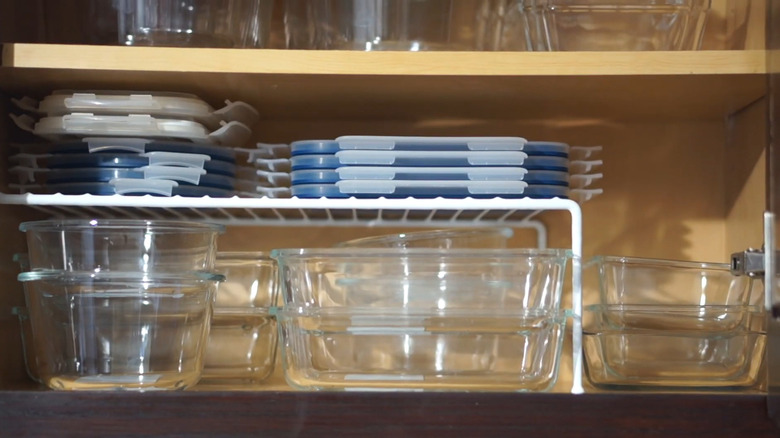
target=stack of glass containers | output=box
[17,219,225,391]
[272,245,570,391]
[200,252,280,385]
[583,256,766,389]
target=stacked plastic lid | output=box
[232,143,293,198]
[286,136,603,200]
[8,90,261,198]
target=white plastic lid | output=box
[141,152,211,168]
[234,182,292,198]
[570,188,604,203]
[570,146,603,161]
[13,91,259,130]
[336,166,529,181]
[8,166,43,184]
[254,158,292,173]
[255,143,292,159]
[335,180,529,195]
[236,168,291,187]
[110,178,178,196]
[336,136,527,151]
[9,153,43,168]
[334,150,528,166]
[570,173,603,189]
[10,113,251,146]
[235,144,291,163]
[137,166,206,185]
[9,164,206,185]
[570,160,603,174]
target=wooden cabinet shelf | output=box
[0,44,766,121]
[0,391,776,437]
[3,44,765,76]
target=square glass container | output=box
[202,308,278,384]
[490,0,710,51]
[583,304,766,388]
[272,248,570,311]
[594,256,753,308]
[279,307,567,391]
[335,227,514,249]
[200,252,279,384]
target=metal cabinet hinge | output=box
[730,247,778,277]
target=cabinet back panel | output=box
[0,107,765,390]
[242,117,729,259]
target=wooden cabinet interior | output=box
[0,0,771,394]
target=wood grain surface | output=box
[0,391,776,437]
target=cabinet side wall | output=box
[0,94,44,387]
[725,97,767,258]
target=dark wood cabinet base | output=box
[0,391,777,437]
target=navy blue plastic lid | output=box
[293,183,530,199]
[42,168,235,190]
[290,155,341,170]
[17,140,236,163]
[44,154,237,177]
[44,182,235,198]
[292,138,528,154]
[136,140,236,163]
[523,185,569,199]
[290,169,340,185]
[290,183,568,199]
[291,184,349,198]
[524,156,569,172]
[290,140,340,156]
[524,170,569,187]
[291,152,534,169]
[523,142,569,158]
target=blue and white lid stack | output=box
[232,143,293,198]
[7,90,260,197]
[283,136,603,200]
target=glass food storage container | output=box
[279,307,567,391]
[91,0,275,48]
[335,227,514,249]
[200,252,279,385]
[272,248,569,391]
[583,304,766,388]
[20,219,224,274]
[11,307,42,384]
[595,256,754,310]
[489,0,710,51]
[18,271,223,391]
[284,0,486,50]
[582,255,765,388]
